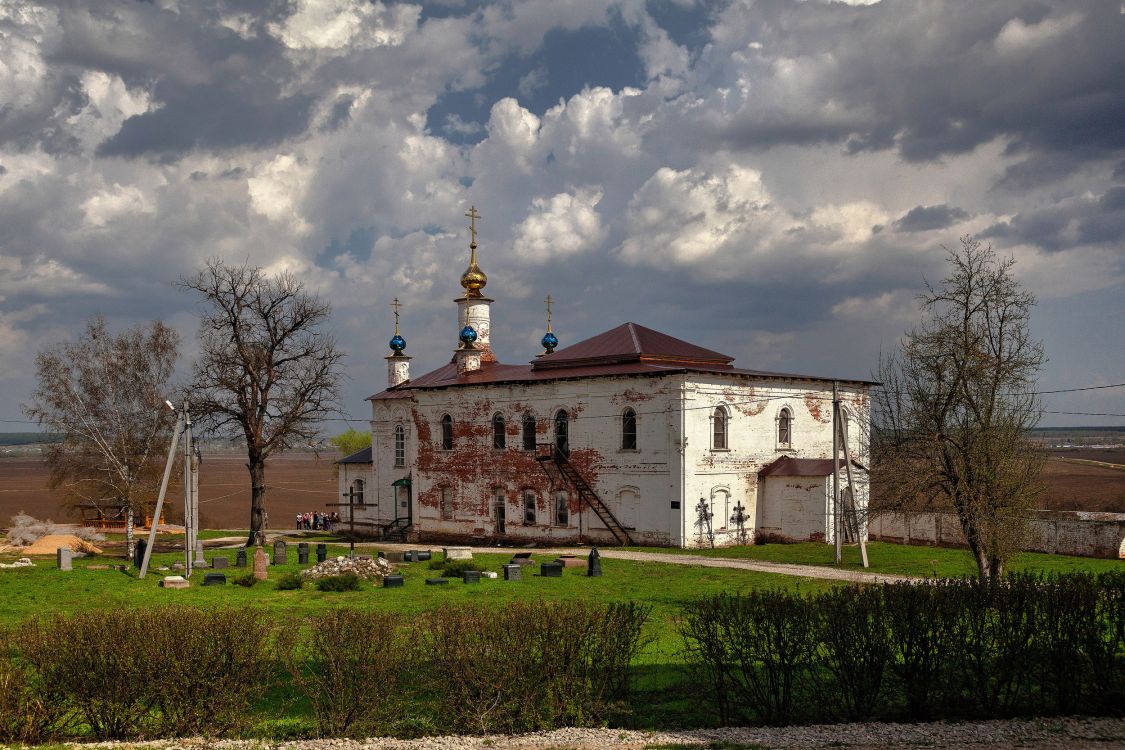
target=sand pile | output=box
[21,534,103,556]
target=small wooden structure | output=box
[77,501,165,530]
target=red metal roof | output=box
[758,456,866,478]
[533,322,733,370]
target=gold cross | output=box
[390,297,401,334]
[465,206,480,247]
[545,294,553,332]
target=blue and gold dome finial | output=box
[541,293,558,354]
[388,297,406,354]
[460,205,488,298]
[458,298,478,348]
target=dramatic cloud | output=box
[0,0,1122,427]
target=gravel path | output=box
[66,717,1125,750]
[228,536,912,585]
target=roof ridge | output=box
[625,322,642,354]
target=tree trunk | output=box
[125,507,135,560]
[247,459,266,547]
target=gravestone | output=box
[425,577,449,585]
[502,564,522,581]
[316,543,328,563]
[203,573,227,586]
[444,546,472,560]
[587,547,602,577]
[236,549,247,568]
[134,538,147,569]
[253,547,268,581]
[383,575,405,588]
[272,540,287,565]
[540,561,563,578]
[382,550,405,563]
[510,552,534,566]
[462,570,481,584]
[211,556,229,569]
[403,550,415,562]
[297,542,309,565]
[171,561,185,571]
[56,547,73,571]
[194,541,207,568]
[160,575,190,589]
[555,555,586,568]
[415,550,432,561]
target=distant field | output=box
[0,453,339,529]
[1042,449,1125,512]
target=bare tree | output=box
[181,259,344,546]
[22,317,180,558]
[873,237,1045,579]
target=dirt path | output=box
[207,534,912,584]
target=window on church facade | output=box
[394,424,405,467]
[522,414,536,450]
[778,408,792,448]
[440,485,453,520]
[493,413,506,449]
[523,490,537,525]
[440,414,453,450]
[554,410,569,456]
[712,407,728,450]
[621,408,637,450]
[351,479,365,506]
[554,491,569,526]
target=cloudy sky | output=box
[2,0,1123,431]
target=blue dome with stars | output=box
[459,325,478,345]
[389,334,406,353]
[541,331,558,353]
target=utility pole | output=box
[840,410,869,568]
[833,381,842,565]
[138,406,184,579]
[183,402,194,578]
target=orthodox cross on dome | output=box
[460,205,488,298]
[390,297,402,335]
[541,293,559,354]
[465,206,480,248]
[545,294,554,333]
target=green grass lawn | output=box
[624,540,1123,577]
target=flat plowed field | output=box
[0,453,339,530]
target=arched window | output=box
[778,408,792,448]
[522,414,537,451]
[492,413,506,449]
[440,414,453,450]
[394,424,405,467]
[621,408,637,450]
[554,410,569,456]
[351,479,365,506]
[523,490,537,525]
[712,407,728,450]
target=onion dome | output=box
[459,325,478,346]
[389,334,406,354]
[460,206,488,298]
[541,331,558,354]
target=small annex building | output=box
[337,209,872,548]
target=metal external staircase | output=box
[378,517,411,542]
[535,443,634,546]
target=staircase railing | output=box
[535,443,634,545]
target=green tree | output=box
[873,237,1045,579]
[330,428,371,459]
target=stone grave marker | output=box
[160,576,190,589]
[587,547,602,577]
[194,540,208,568]
[253,547,268,580]
[273,540,287,565]
[297,542,309,565]
[236,549,247,568]
[382,550,405,563]
[403,550,415,562]
[211,556,229,569]
[510,552,534,566]
[502,564,522,581]
[56,547,73,571]
[555,554,586,568]
[383,574,405,588]
[540,561,563,578]
[425,577,449,585]
[203,573,227,586]
[444,546,472,560]
[134,538,147,569]
[415,550,432,561]
[316,543,328,563]
[462,570,481,584]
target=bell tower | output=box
[453,205,495,367]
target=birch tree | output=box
[22,317,180,558]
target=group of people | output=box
[296,511,340,531]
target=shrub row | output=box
[680,572,1125,726]
[0,599,650,742]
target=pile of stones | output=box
[300,555,395,581]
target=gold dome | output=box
[461,243,488,297]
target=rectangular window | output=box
[523,491,537,525]
[554,491,569,526]
[394,426,405,467]
[441,486,453,520]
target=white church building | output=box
[337,209,872,548]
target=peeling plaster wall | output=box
[335,461,377,527]
[682,377,870,547]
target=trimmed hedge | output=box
[680,572,1125,726]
